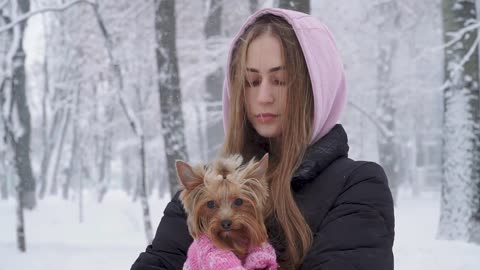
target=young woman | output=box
[131,8,394,270]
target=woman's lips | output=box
[256,113,278,123]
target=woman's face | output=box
[244,33,287,139]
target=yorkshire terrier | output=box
[175,153,271,258]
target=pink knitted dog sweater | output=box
[183,234,277,270]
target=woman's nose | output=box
[257,81,274,104]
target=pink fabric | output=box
[243,242,278,270]
[183,234,277,270]
[222,8,347,144]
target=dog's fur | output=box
[175,154,269,257]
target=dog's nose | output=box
[221,220,232,230]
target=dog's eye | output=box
[234,198,243,206]
[207,200,216,209]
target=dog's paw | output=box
[194,235,244,269]
[244,242,278,270]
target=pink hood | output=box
[222,8,347,144]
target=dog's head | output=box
[175,154,269,256]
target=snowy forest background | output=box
[1,0,480,269]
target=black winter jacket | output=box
[131,125,395,270]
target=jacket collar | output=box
[292,124,349,185]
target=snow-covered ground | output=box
[0,189,479,270]
[0,191,170,270]
[394,191,480,269]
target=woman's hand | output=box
[243,242,278,270]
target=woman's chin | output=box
[254,127,281,138]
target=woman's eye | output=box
[234,198,243,206]
[247,80,260,87]
[273,79,286,86]
[207,200,216,209]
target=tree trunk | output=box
[96,118,112,203]
[62,88,80,199]
[16,189,26,252]
[138,133,153,243]
[375,0,401,205]
[78,148,84,223]
[278,0,310,13]
[0,151,8,200]
[438,0,480,244]
[1,0,35,253]
[92,3,153,242]
[39,58,51,197]
[155,0,189,197]
[38,108,61,199]
[204,0,224,159]
[0,10,9,201]
[194,104,207,161]
[38,15,50,198]
[49,106,71,196]
[249,0,259,14]
[9,0,35,211]
[121,153,132,195]
[78,171,83,223]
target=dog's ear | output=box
[250,153,269,181]
[175,160,203,190]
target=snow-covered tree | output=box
[278,0,309,13]
[0,0,35,253]
[91,0,154,242]
[204,0,224,159]
[437,0,480,244]
[374,0,401,204]
[155,0,189,197]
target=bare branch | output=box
[0,0,96,33]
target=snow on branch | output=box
[415,21,480,62]
[0,0,96,34]
[347,101,392,139]
[452,33,480,73]
[444,21,480,49]
[0,0,9,10]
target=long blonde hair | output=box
[222,14,315,269]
